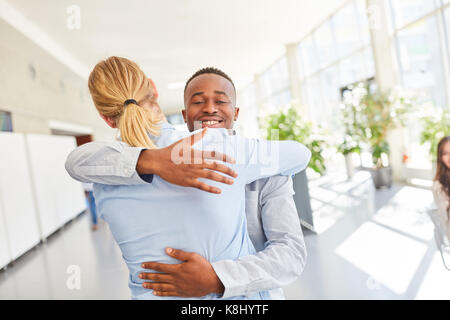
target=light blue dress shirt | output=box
[93,123,311,300]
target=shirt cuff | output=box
[121,147,153,184]
[138,173,154,183]
[211,260,247,299]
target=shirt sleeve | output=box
[238,137,311,184]
[211,175,307,299]
[65,141,152,185]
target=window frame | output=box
[389,0,450,110]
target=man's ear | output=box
[233,107,240,121]
[100,114,117,128]
[181,109,187,123]
[148,78,159,99]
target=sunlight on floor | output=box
[309,187,340,203]
[312,205,346,234]
[372,186,435,242]
[415,252,450,299]
[335,221,428,295]
[309,171,374,234]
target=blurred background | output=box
[0,0,449,299]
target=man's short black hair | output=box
[184,67,236,95]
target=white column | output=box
[367,0,406,182]
[285,43,311,121]
[367,0,397,89]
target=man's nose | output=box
[201,100,218,113]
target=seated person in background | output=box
[72,56,311,300]
[432,136,450,241]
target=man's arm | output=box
[65,140,150,185]
[65,129,238,193]
[211,175,306,298]
[241,137,311,184]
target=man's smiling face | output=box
[183,73,239,132]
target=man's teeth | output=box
[203,120,219,125]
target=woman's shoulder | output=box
[433,179,442,188]
[433,180,443,193]
[433,180,449,198]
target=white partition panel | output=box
[0,199,12,269]
[0,132,40,260]
[26,134,86,239]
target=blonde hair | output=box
[88,56,163,148]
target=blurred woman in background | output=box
[432,136,450,240]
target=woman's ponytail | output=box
[118,101,161,148]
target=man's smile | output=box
[196,117,225,128]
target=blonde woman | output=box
[72,56,310,300]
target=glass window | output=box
[298,35,320,76]
[333,2,361,59]
[260,56,290,100]
[303,75,324,123]
[237,83,260,138]
[390,0,438,29]
[296,0,375,128]
[274,57,290,93]
[239,83,257,109]
[260,72,272,101]
[363,47,376,79]
[446,7,450,55]
[396,16,447,108]
[339,52,365,88]
[314,21,335,68]
[268,90,292,109]
[260,89,292,116]
[356,0,371,45]
[320,66,341,127]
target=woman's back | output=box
[93,126,310,300]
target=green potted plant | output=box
[420,108,450,174]
[262,106,327,176]
[261,105,326,231]
[337,135,361,179]
[349,84,412,189]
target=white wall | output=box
[0,132,87,267]
[0,132,40,261]
[0,18,114,141]
[26,134,86,239]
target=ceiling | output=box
[3,0,344,114]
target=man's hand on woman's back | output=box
[136,128,238,194]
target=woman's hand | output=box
[136,128,238,194]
